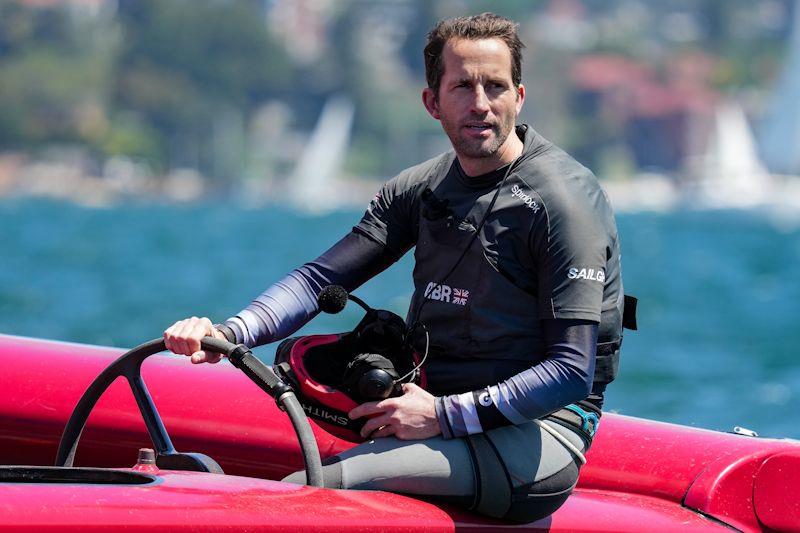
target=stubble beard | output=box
[442,112,515,161]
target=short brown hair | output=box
[424,13,524,94]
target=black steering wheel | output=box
[55,337,324,486]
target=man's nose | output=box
[470,86,490,114]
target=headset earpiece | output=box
[343,353,400,401]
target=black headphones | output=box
[317,286,423,403]
[342,353,400,401]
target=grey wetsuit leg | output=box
[283,433,476,498]
[282,419,587,522]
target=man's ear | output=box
[515,83,526,116]
[422,87,440,120]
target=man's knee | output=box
[503,461,579,523]
[467,430,581,523]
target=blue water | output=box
[1,199,798,439]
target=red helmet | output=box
[273,313,425,442]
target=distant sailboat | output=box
[606,98,800,215]
[692,99,774,208]
[287,95,356,213]
[679,97,800,222]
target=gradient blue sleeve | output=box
[224,230,401,347]
[435,320,597,439]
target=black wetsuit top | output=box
[224,125,624,439]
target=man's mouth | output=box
[464,122,493,133]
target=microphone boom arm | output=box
[348,294,373,314]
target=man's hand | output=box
[348,383,441,440]
[163,316,228,364]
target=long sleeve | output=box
[224,230,403,347]
[435,319,597,439]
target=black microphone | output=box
[318,285,349,314]
[318,285,374,315]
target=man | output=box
[164,13,627,523]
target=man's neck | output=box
[456,131,524,177]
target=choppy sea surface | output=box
[1,199,798,439]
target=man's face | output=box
[423,38,525,166]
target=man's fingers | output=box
[178,320,199,354]
[402,383,421,394]
[165,321,189,355]
[177,317,205,354]
[360,414,391,439]
[349,402,376,420]
[172,319,197,355]
[369,425,396,439]
[163,326,176,352]
[190,350,222,364]
[165,317,222,361]
[349,400,391,420]
[163,321,178,352]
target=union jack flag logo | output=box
[453,288,469,305]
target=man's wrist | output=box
[434,396,454,440]
[213,323,236,343]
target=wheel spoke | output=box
[128,371,175,455]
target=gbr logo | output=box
[424,282,469,306]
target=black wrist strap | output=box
[213,323,237,343]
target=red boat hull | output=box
[1,334,798,531]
